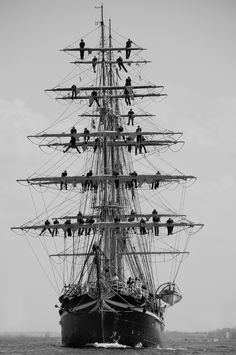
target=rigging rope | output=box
[25,235,59,294]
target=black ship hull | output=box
[60,297,164,348]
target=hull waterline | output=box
[61,306,163,347]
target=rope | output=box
[25,235,58,295]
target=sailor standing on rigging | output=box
[114,216,121,233]
[135,126,142,155]
[92,56,98,73]
[113,170,120,189]
[167,218,174,235]
[139,218,147,235]
[126,135,132,153]
[39,219,53,236]
[130,171,138,188]
[139,136,147,154]
[124,76,133,105]
[70,126,77,135]
[128,209,136,233]
[79,39,85,59]
[152,171,161,189]
[125,38,133,59]
[83,128,90,142]
[52,218,59,236]
[63,136,81,153]
[94,137,100,152]
[87,216,95,235]
[117,56,127,72]
[64,219,72,237]
[125,76,132,86]
[85,169,93,190]
[89,90,100,107]
[128,109,135,125]
[77,212,84,236]
[152,213,160,236]
[124,87,131,106]
[71,85,77,99]
[116,125,125,140]
[60,170,68,190]
[136,125,142,143]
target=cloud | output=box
[179,95,236,154]
[0,99,49,161]
[0,98,48,131]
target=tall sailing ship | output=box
[12,6,203,348]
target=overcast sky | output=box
[1,0,236,333]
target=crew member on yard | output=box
[64,219,72,237]
[71,85,77,99]
[130,171,138,188]
[139,218,147,235]
[94,137,100,152]
[83,128,90,142]
[87,216,95,235]
[63,136,81,154]
[125,38,133,59]
[92,56,98,72]
[70,126,77,134]
[114,216,121,223]
[152,214,160,236]
[125,76,132,86]
[77,212,84,236]
[167,218,174,235]
[126,135,133,153]
[117,56,127,72]
[128,210,136,233]
[124,87,131,106]
[40,219,52,236]
[85,169,93,190]
[136,125,142,143]
[52,218,59,236]
[139,136,147,154]
[152,209,158,216]
[113,170,120,189]
[116,125,125,140]
[89,90,100,107]
[60,170,68,190]
[127,109,135,125]
[152,171,161,189]
[79,39,85,59]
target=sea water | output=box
[1,335,236,355]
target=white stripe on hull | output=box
[106,299,164,323]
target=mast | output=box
[99,4,111,281]
[108,17,117,278]
[99,6,106,342]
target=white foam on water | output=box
[134,342,143,348]
[86,343,188,351]
[92,342,129,348]
[160,347,188,351]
